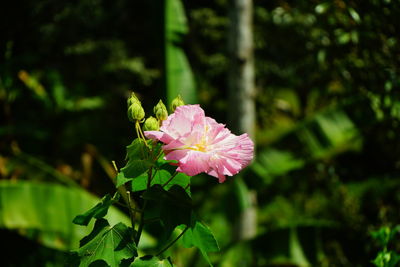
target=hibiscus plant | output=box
[69,94,254,266]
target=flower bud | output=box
[143,116,159,131]
[153,100,168,121]
[127,102,145,122]
[127,92,145,121]
[127,92,140,107]
[170,94,185,112]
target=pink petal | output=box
[144,104,254,183]
[144,131,174,144]
[161,105,205,138]
[176,151,211,176]
[165,149,189,162]
[162,139,186,151]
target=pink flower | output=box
[144,104,254,183]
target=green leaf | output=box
[142,185,192,238]
[131,255,173,267]
[73,194,113,226]
[0,180,130,251]
[165,0,197,105]
[372,251,400,267]
[182,216,219,266]
[121,159,152,180]
[254,109,361,183]
[289,227,310,266]
[131,170,190,194]
[76,219,137,267]
[125,139,150,161]
[252,149,305,185]
[348,7,361,23]
[315,2,330,14]
[130,171,169,192]
[121,139,153,179]
[116,172,133,188]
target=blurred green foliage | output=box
[1,0,400,266]
[371,225,400,267]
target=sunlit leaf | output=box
[130,169,190,194]
[121,139,153,179]
[73,194,113,226]
[131,255,173,267]
[165,0,197,105]
[75,219,137,267]
[0,181,130,251]
[182,215,219,266]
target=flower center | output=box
[185,125,210,152]
[192,143,207,152]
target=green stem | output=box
[156,226,189,256]
[135,120,150,149]
[162,171,178,188]
[110,161,138,235]
[184,183,190,191]
[109,162,143,243]
[135,167,153,245]
[113,200,143,213]
[126,191,137,239]
[144,217,161,224]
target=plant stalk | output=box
[135,167,153,245]
[156,226,189,256]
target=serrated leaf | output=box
[73,194,113,226]
[142,185,192,238]
[182,216,219,266]
[76,219,137,267]
[131,255,173,267]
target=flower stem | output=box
[111,161,137,231]
[134,200,147,245]
[162,172,178,188]
[135,120,150,149]
[135,167,153,246]
[126,191,137,239]
[184,183,190,191]
[156,226,189,256]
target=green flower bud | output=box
[127,92,145,121]
[153,100,168,121]
[170,94,185,112]
[127,102,145,122]
[143,116,160,131]
[127,92,140,107]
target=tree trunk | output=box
[228,0,257,241]
[228,0,256,139]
